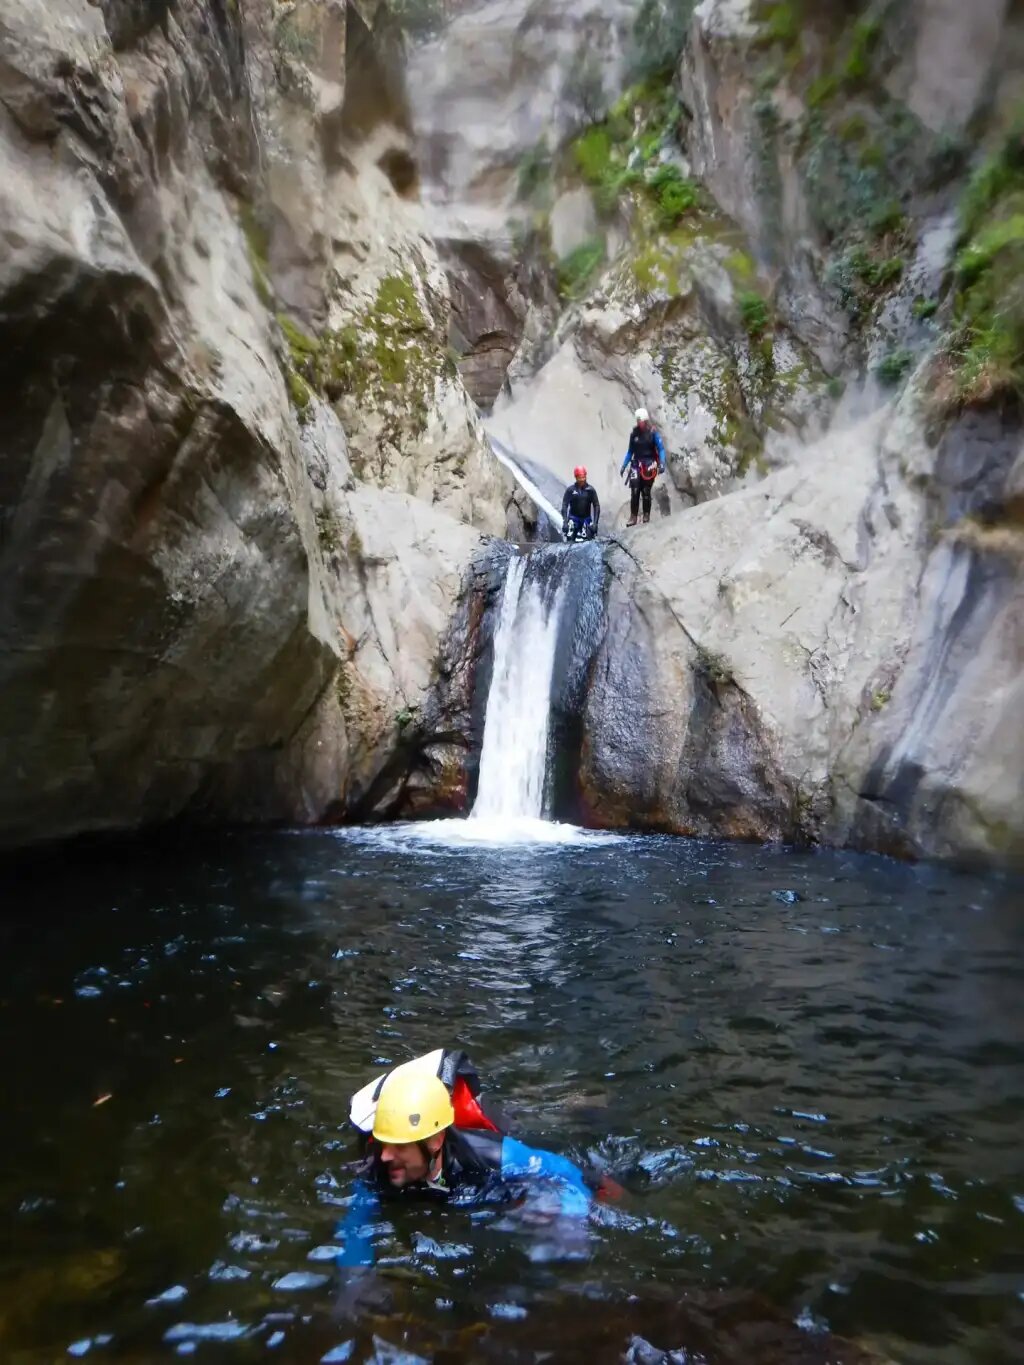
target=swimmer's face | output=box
[377,1133,444,1187]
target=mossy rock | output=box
[945,103,1024,404]
[567,75,686,220]
[557,238,606,299]
[277,271,444,440]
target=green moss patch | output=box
[649,164,699,228]
[946,105,1024,404]
[278,270,442,437]
[756,2,802,53]
[875,348,913,386]
[557,238,607,300]
[841,15,882,86]
[738,291,771,339]
[630,229,695,296]
[239,202,274,308]
[567,74,688,220]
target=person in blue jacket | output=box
[336,1050,600,1268]
[620,407,666,526]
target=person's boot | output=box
[642,511,650,524]
[626,516,638,527]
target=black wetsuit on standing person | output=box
[561,481,601,536]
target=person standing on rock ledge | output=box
[621,407,666,526]
[561,465,601,541]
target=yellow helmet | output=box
[372,1062,454,1144]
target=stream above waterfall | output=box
[2,832,1021,1363]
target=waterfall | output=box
[394,541,613,846]
[470,553,564,824]
[488,436,564,532]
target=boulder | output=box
[579,376,1024,865]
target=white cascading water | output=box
[488,438,563,531]
[470,554,563,824]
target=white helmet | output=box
[634,407,650,423]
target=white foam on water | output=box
[397,816,622,847]
[334,817,625,853]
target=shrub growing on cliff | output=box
[738,291,771,340]
[572,126,642,216]
[574,126,614,184]
[912,296,939,322]
[557,238,606,299]
[757,2,801,50]
[649,164,698,227]
[841,15,882,86]
[826,243,905,319]
[948,103,1024,403]
[570,74,690,225]
[875,348,913,386]
[961,108,1024,236]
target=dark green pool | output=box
[1,828,1021,1363]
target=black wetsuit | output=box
[561,482,601,533]
[361,1127,508,1204]
[337,1129,593,1266]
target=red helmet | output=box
[573,465,587,480]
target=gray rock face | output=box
[489,241,830,524]
[407,0,639,243]
[404,0,639,405]
[478,0,1024,865]
[3,0,1022,871]
[679,0,1022,373]
[579,380,1024,864]
[244,0,512,531]
[0,0,502,849]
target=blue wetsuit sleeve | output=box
[655,431,666,470]
[620,451,631,475]
[500,1136,592,1217]
[334,1180,379,1267]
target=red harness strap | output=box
[451,1075,500,1132]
